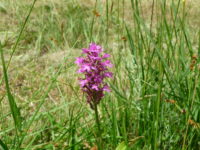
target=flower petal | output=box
[79,79,87,87]
[104,72,113,78]
[75,57,84,65]
[102,53,110,58]
[103,85,111,92]
[92,85,99,90]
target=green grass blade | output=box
[6,0,37,69]
[125,25,137,65]
[0,139,9,150]
[0,43,22,132]
[0,0,37,86]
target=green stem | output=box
[94,103,102,149]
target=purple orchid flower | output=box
[75,43,113,108]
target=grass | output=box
[0,0,200,149]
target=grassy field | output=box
[0,0,200,149]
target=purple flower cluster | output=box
[75,43,113,108]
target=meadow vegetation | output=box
[0,0,200,149]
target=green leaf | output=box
[0,139,9,150]
[0,42,22,131]
[0,2,7,13]
[116,142,127,150]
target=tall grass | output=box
[0,0,199,149]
